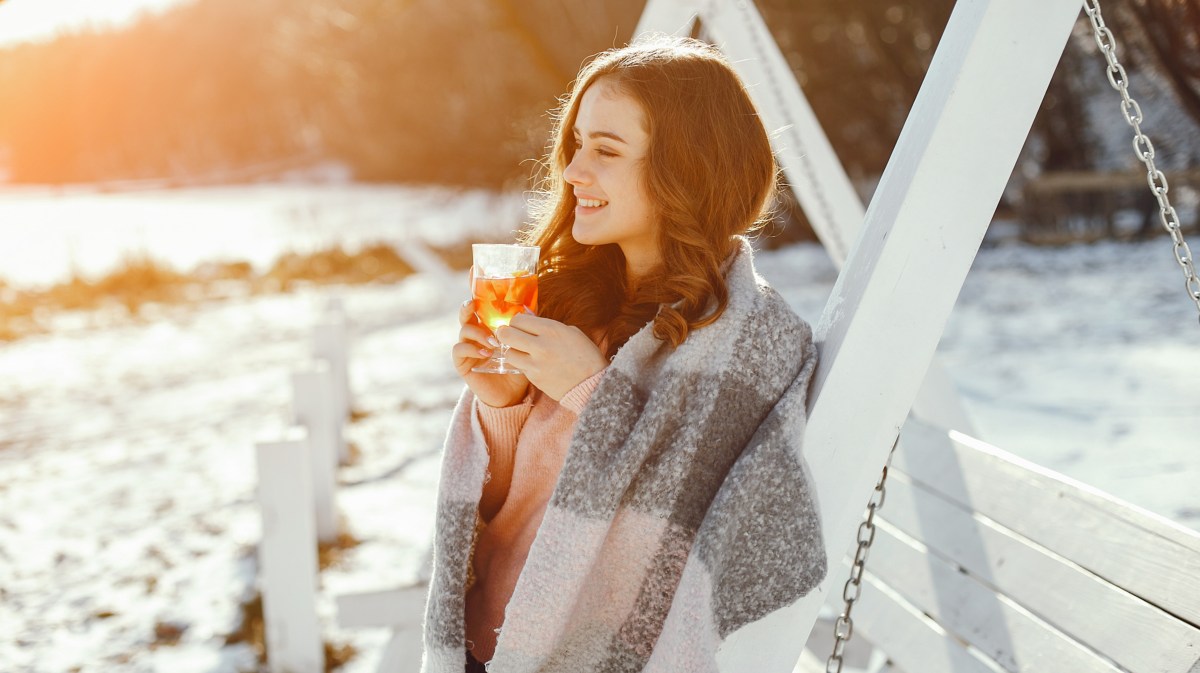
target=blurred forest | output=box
[0,0,1197,196]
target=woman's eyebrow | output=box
[572,127,628,144]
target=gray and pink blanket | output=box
[421,238,827,673]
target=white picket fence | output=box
[250,243,453,673]
[255,428,326,673]
[253,299,366,673]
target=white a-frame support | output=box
[636,0,1081,671]
[638,0,977,434]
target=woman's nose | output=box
[563,153,590,186]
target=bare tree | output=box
[1120,0,1200,127]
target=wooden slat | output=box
[895,419,1200,629]
[1026,169,1200,193]
[312,316,352,462]
[376,627,424,673]
[867,522,1123,672]
[878,470,1200,672]
[702,0,977,437]
[336,583,428,630]
[256,430,324,673]
[850,571,999,673]
[700,0,861,262]
[291,362,340,543]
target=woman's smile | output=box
[575,197,609,213]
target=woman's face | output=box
[564,79,659,278]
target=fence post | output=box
[291,361,340,543]
[255,428,324,673]
[313,303,352,464]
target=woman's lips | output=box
[576,198,608,215]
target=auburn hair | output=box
[521,34,778,359]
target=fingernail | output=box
[479,348,492,357]
[487,336,500,348]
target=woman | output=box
[427,34,827,673]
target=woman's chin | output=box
[571,223,604,247]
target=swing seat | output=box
[811,416,1200,673]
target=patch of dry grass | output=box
[225,586,358,671]
[0,241,464,343]
[317,528,361,572]
[264,243,414,291]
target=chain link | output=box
[825,438,897,673]
[1082,0,1200,326]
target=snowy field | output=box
[0,185,1197,672]
[0,184,525,288]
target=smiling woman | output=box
[436,34,826,673]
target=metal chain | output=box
[1082,0,1200,327]
[825,438,898,673]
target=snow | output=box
[0,184,525,289]
[1,187,1198,672]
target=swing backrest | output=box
[846,417,1200,673]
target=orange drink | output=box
[473,272,539,333]
[470,243,540,375]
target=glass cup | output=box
[470,244,540,374]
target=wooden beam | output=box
[291,361,340,543]
[698,0,863,262]
[634,0,701,41]
[256,428,324,673]
[335,583,428,630]
[710,0,1082,670]
[637,0,859,262]
[377,628,425,673]
[637,0,976,435]
[313,308,353,428]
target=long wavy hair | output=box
[521,35,777,358]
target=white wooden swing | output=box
[336,0,1200,670]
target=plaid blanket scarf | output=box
[422,238,827,672]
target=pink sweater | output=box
[463,370,606,663]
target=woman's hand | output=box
[495,313,608,401]
[452,300,530,407]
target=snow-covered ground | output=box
[0,184,524,288]
[0,186,1197,672]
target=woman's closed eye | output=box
[573,141,617,158]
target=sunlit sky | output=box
[0,0,190,47]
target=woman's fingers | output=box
[495,324,537,354]
[501,346,534,373]
[452,341,491,369]
[509,312,554,335]
[459,299,476,326]
[459,322,496,349]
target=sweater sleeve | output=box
[559,367,607,415]
[474,393,533,523]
